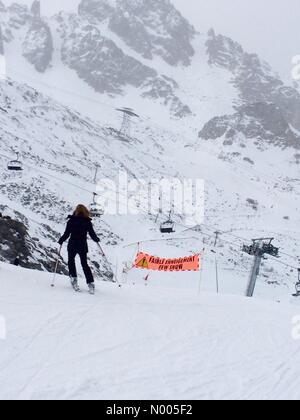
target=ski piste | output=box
[70,278,80,293]
[0,0,299,403]
[70,280,96,295]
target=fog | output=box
[3,0,300,80]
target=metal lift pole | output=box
[243,238,279,298]
[246,252,262,297]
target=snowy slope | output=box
[0,1,299,300]
[0,73,299,299]
[0,262,300,400]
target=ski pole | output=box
[97,242,106,257]
[97,243,116,282]
[51,245,62,288]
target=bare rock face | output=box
[59,14,155,94]
[78,0,196,66]
[141,76,192,118]
[199,102,300,149]
[22,18,53,73]
[0,213,67,273]
[31,0,41,18]
[57,12,191,117]
[7,3,31,29]
[206,29,300,131]
[202,29,300,148]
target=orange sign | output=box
[134,253,200,272]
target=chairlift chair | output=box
[160,219,175,234]
[89,193,104,218]
[7,153,23,172]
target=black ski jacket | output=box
[58,215,100,253]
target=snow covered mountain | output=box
[1,0,300,131]
[0,0,299,301]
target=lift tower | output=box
[243,238,279,297]
[116,107,139,139]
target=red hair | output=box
[74,204,90,219]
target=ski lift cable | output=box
[5,73,290,194]
[1,151,298,267]
[7,71,117,114]
[0,150,239,251]
[175,222,298,269]
[0,151,97,196]
[213,225,299,261]
[1,117,291,234]
[266,255,298,271]
[1,149,296,267]
[6,70,296,187]
[5,71,294,196]
[184,222,299,263]
[150,120,293,191]
[209,226,300,260]
[9,153,274,257]
[1,123,297,268]
[122,236,201,249]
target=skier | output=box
[58,204,100,294]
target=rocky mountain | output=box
[199,102,300,150]
[78,0,196,66]
[55,7,192,117]
[0,1,299,299]
[0,209,66,272]
[0,73,298,298]
[22,17,53,73]
[0,0,297,138]
[203,29,300,144]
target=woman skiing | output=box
[58,204,101,294]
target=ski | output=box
[88,284,95,295]
[70,277,81,293]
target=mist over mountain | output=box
[0,0,300,402]
[0,0,299,302]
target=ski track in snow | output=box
[1,263,300,400]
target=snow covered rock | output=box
[206,29,300,130]
[31,0,41,19]
[59,14,155,94]
[79,0,196,66]
[199,102,300,149]
[141,75,191,118]
[0,211,67,273]
[7,3,30,29]
[22,19,53,73]
[57,12,190,116]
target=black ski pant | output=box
[68,249,94,284]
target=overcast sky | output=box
[3,0,300,81]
